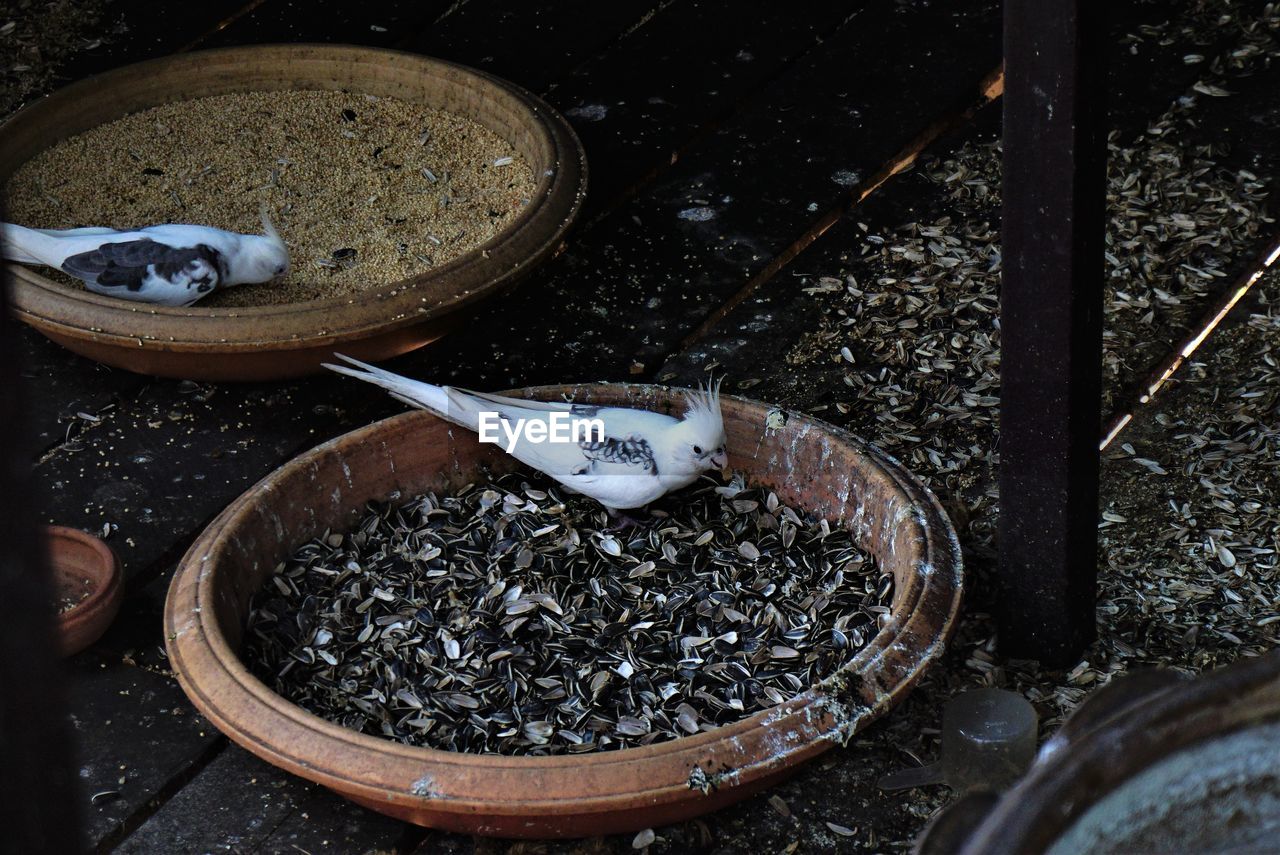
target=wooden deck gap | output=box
[92,737,228,854]
[120,417,379,594]
[176,0,273,53]
[671,64,1004,357]
[34,414,104,466]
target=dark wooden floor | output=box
[11,0,1280,852]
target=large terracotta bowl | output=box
[1,45,586,381]
[164,386,963,837]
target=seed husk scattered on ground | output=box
[780,0,1280,719]
[242,470,889,756]
[0,0,118,117]
[4,90,536,306]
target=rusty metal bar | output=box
[998,0,1106,666]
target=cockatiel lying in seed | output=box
[325,355,730,518]
[1,205,289,307]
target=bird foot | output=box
[605,511,649,532]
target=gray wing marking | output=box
[62,239,225,293]
[575,434,658,476]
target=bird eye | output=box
[692,445,703,455]
[274,265,286,276]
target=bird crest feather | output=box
[681,377,724,435]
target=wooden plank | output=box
[405,738,923,853]
[400,0,670,95]
[35,377,395,587]
[401,0,858,229]
[51,566,224,851]
[252,765,415,854]
[66,652,223,849]
[17,324,147,458]
[115,745,411,854]
[997,0,1106,666]
[114,747,293,854]
[395,0,1003,392]
[656,185,933,393]
[87,576,411,853]
[197,0,455,49]
[538,0,858,220]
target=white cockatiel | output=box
[325,355,730,515]
[1,206,289,307]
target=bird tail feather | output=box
[31,226,119,237]
[1,223,55,265]
[323,354,473,426]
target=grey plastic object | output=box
[879,688,1038,793]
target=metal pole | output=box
[998,0,1106,666]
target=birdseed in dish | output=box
[242,471,890,756]
[56,576,93,614]
[3,90,537,306]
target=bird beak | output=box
[711,451,730,477]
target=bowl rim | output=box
[4,43,587,353]
[165,384,963,822]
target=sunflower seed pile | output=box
[784,147,1004,524]
[242,471,887,755]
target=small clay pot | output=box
[46,525,123,656]
[1,45,586,381]
[165,385,963,837]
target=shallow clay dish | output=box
[46,525,123,656]
[164,385,962,837]
[1,45,586,381]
